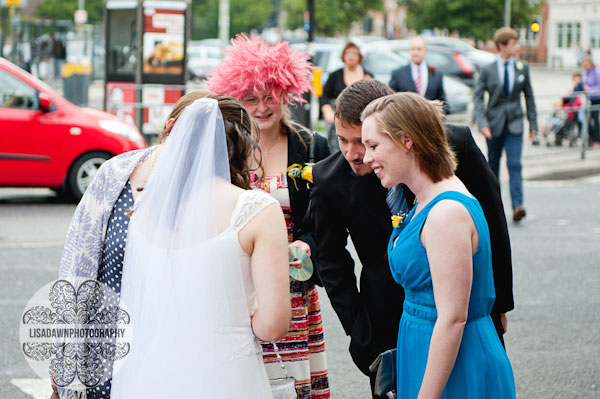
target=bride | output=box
[111,95,291,397]
[58,93,291,398]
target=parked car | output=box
[423,36,496,72]
[0,57,146,199]
[303,42,471,114]
[187,40,225,81]
[366,40,477,87]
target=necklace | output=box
[262,133,282,159]
[136,148,159,192]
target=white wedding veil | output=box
[110,98,271,398]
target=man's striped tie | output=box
[415,68,422,96]
[386,184,409,216]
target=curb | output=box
[523,148,600,181]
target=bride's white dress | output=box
[110,189,277,398]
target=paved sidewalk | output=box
[466,124,600,181]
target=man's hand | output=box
[529,130,538,139]
[500,313,508,333]
[289,240,311,268]
[322,105,335,125]
[480,127,492,139]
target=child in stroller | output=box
[540,95,583,147]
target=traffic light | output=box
[530,17,541,39]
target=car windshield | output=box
[0,68,38,109]
[363,51,406,74]
[426,38,473,53]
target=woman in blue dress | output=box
[361,92,516,399]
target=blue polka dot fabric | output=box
[87,181,133,399]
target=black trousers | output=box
[491,309,506,347]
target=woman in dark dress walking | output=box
[320,42,373,150]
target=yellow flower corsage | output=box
[287,162,315,190]
[391,212,407,228]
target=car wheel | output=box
[67,151,112,200]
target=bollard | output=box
[61,63,92,106]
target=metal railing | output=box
[517,90,600,160]
[446,90,600,161]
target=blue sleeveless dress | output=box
[388,191,515,398]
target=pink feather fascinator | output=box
[207,34,313,105]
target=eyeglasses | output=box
[241,95,277,106]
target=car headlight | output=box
[98,120,143,142]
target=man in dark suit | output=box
[474,27,538,222]
[389,36,448,113]
[310,79,513,397]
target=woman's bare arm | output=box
[240,203,291,341]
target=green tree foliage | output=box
[191,0,275,39]
[282,0,304,31]
[283,0,382,37]
[406,0,539,43]
[36,0,104,22]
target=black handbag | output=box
[369,348,397,399]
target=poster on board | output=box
[142,5,184,75]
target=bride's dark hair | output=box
[159,91,261,190]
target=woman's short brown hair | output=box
[341,41,363,64]
[159,91,260,189]
[361,92,457,182]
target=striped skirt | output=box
[261,280,330,399]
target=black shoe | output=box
[513,206,526,222]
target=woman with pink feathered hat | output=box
[208,35,331,399]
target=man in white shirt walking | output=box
[473,27,538,222]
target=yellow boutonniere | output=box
[391,212,407,228]
[287,162,315,190]
[301,163,314,183]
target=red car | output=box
[0,57,146,199]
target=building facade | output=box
[548,0,600,67]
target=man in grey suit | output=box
[474,27,538,222]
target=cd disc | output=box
[288,246,314,281]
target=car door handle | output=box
[69,127,82,135]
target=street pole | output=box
[0,7,6,58]
[306,0,317,130]
[10,6,17,63]
[78,0,87,56]
[135,0,144,135]
[218,0,230,48]
[504,0,511,27]
[307,0,314,43]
